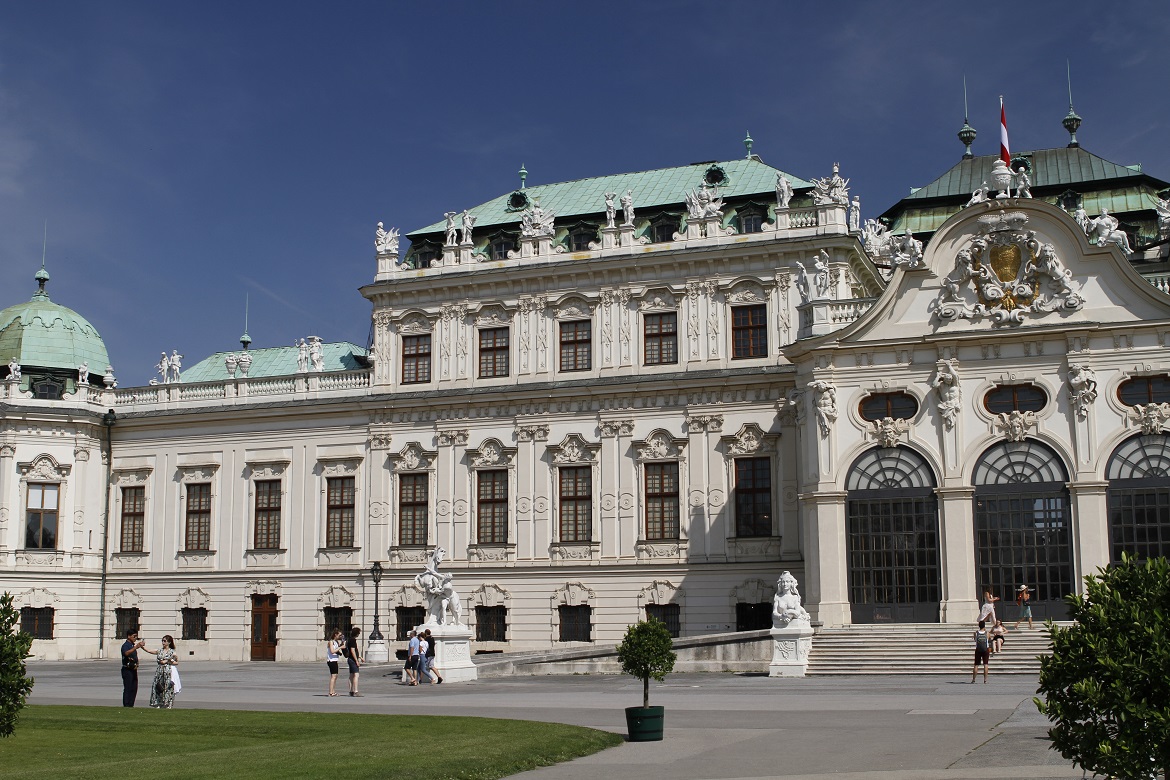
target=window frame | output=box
[253,478,282,550]
[645,603,681,637]
[859,391,920,422]
[325,476,356,549]
[475,605,508,642]
[401,334,432,385]
[24,482,60,550]
[395,606,426,641]
[181,607,208,641]
[644,461,681,541]
[20,606,54,640]
[984,383,1048,414]
[184,482,212,552]
[398,472,429,547]
[559,319,592,372]
[476,469,509,544]
[734,457,773,538]
[558,465,593,543]
[478,326,510,379]
[119,485,146,553]
[731,304,768,359]
[115,607,141,641]
[322,606,352,641]
[643,311,678,366]
[1118,374,1170,406]
[557,604,592,643]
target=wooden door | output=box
[250,594,278,661]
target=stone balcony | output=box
[798,297,878,339]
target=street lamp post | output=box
[369,561,384,641]
[365,560,389,663]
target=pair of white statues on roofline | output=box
[294,336,324,373]
[151,350,183,384]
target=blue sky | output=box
[1,1,1167,385]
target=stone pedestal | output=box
[458,242,473,264]
[618,224,635,247]
[375,251,398,281]
[601,226,619,249]
[769,621,814,677]
[418,623,477,682]
[774,209,791,231]
[441,245,457,266]
[365,639,389,664]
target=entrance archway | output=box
[973,440,1074,621]
[845,446,941,623]
[1106,433,1170,562]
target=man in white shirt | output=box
[406,630,420,686]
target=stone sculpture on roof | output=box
[225,353,238,378]
[603,191,617,228]
[7,357,19,381]
[1014,168,1032,198]
[168,350,183,383]
[848,197,861,232]
[965,182,991,207]
[1155,197,1170,240]
[444,212,458,246]
[775,173,794,210]
[1085,208,1133,253]
[309,337,324,372]
[460,210,475,244]
[375,222,399,254]
[684,183,724,221]
[891,231,924,270]
[156,352,169,383]
[78,362,89,386]
[237,351,252,377]
[620,190,635,226]
[295,338,309,372]
[811,163,849,206]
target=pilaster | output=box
[799,490,848,626]
[1070,480,1110,589]
[935,486,978,623]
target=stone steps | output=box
[807,623,1060,676]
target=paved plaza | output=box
[24,659,1083,779]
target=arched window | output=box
[845,447,940,623]
[1117,375,1170,407]
[972,440,1073,621]
[984,384,1048,414]
[858,392,919,422]
[1106,434,1170,562]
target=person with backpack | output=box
[971,620,991,683]
[422,628,443,684]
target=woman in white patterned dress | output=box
[149,635,179,708]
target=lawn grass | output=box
[0,706,623,779]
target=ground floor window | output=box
[322,606,352,641]
[182,607,208,641]
[558,605,592,642]
[735,602,771,631]
[645,603,681,637]
[115,607,140,640]
[475,606,507,642]
[21,606,54,639]
[396,606,426,641]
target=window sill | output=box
[315,547,359,567]
[728,536,782,561]
[15,549,64,567]
[467,543,515,566]
[635,539,687,563]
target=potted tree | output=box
[616,617,676,742]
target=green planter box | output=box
[625,705,664,742]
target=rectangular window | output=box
[646,603,681,638]
[399,473,429,547]
[395,606,426,641]
[736,602,772,631]
[253,479,282,550]
[478,327,510,378]
[643,312,678,365]
[325,477,355,548]
[115,607,141,641]
[732,304,768,359]
[184,483,212,551]
[559,320,591,372]
[322,606,352,641]
[475,605,507,642]
[558,466,592,542]
[402,334,431,384]
[20,607,54,640]
[181,607,208,641]
[558,604,592,642]
[644,462,680,540]
[119,485,145,553]
[734,458,772,537]
[25,483,58,549]
[477,470,508,544]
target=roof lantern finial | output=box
[240,293,252,350]
[958,76,977,159]
[743,131,754,159]
[33,219,50,299]
[519,164,527,190]
[1063,60,1081,148]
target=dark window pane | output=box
[558,604,592,642]
[645,462,680,540]
[21,607,54,640]
[399,473,429,547]
[735,602,771,631]
[395,606,426,641]
[559,320,591,372]
[326,477,355,548]
[859,392,919,422]
[646,603,681,637]
[475,605,507,642]
[185,483,212,551]
[254,480,281,549]
[1118,375,1170,406]
[182,607,208,641]
[115,608,141,640]
[559,466,592,542]
[985,384,1048,414]
[322,606,352,641]
[402,334,432,384]
[478,327,510,378]
[477,470,508,544]
[734,457,772,537]
[643,312,678,365]
[732,304,767,359]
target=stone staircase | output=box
[807,623,1061,676]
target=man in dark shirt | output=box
[121,628,143,707]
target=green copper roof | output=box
[182,342,368,383]
[408,158,813,237]
[0,280,110,373]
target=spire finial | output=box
[958,76,977,159]
[1063,60,1082,148]
[743,131,754,159]
[240,293,252,350]
[519,164,527,190]
[33,220,50,298]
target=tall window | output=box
[558,466,592,542]
[402,334,431,384]
[120,486,145,553]
[322,606,352,641]
[559,321,591,372]
[25,483,58,549]
[477,470,508,544]
[326,477,355,548]
[184,483,212,551]
[478,327,510,378]
[558,605,592,642]
[475,606,507,642]
[396,606,426,641]
[738,211,764,234]
[646,603,681,637]
[253,480,282,549]
[643,312,678,365]
[732,304,767,359]
[20,607,54,640]
[182,607,208,641]
[1107,434,1170,562]
[115,607,140,640]
[734,458,772,537]
[644,463,680,540]
[399,473,429,546]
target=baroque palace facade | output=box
[5,133,1170,662]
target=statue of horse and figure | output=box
[415,547,464,626]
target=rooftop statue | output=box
[965,182,991,207]
[295,338,309,372]
[1085,208,1132,253]
[415,547,464,626]
[1156,198,1170,240]
[604,191,617,228]
[891,231,924,269]
[375,222,399,254]
[309,337,324,372]
[772,571,811,628]
[684,183,724,220]
[237,351,252,377]
[444,211,458,246]
[520,202,556,238]
[811,163,849,206]
[78,362,89,386]
[848,197,861,232]
[168,350,183,383]
[620,190,635,227]
[156,352,169,383]
[7,357,19,381]
[775,173,794,209]
[225,352,238,378]
[1014,168,1032,199]
[460,210,475,244]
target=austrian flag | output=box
[1000,97,1011,165]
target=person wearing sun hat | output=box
[1013,584,1033,629]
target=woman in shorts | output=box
[325,628,343,696]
